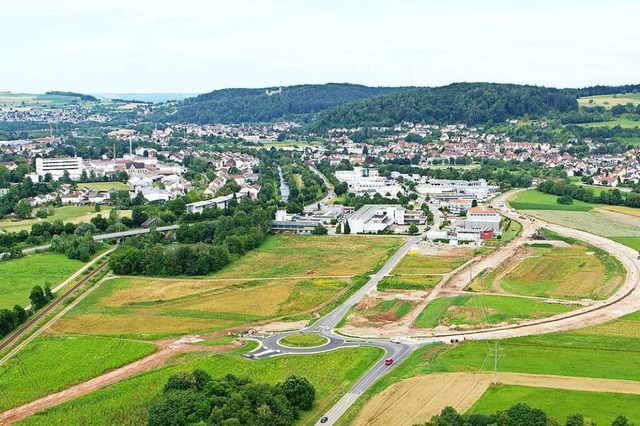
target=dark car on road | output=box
[385,358,393,365]
[320,416,329,423]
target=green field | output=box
[53,276,351,338]
[0,336,156,412]
[392,253,470,275]
[279,333,329,348]
[0,253,85,309]
[17,347,382,426]
[509,190,593,211]
[578,93,640,108]
[81,182,131,191]
[578,117,640,128]
[529,210,640,237]
[378,275,441,291]
[414,295,575,328]
[611,236,640,251]
[472,244,624,300]
[470,385,640,425]
[214,234,403,278]
[0,205,131,233]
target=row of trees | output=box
[538,179,640,208]
[148,371,316,426]
[0,285,54,339]
[419,404,632,426]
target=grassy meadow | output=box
[81,182,131,191]
[509,190,593,211]
[378,275,441,291]
[414,295,576,329]
[578,93,640,108]
[0,252,85,309]
[392,253,471,275]
[470,385,640,425]
[52,276,351,338]
[0,205,132,233]
[17,347,383,426]
[0,336,156,412]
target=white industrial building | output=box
[463,206,502,234]
[417,179,499,200]
[347,204,414,234]
[35,157,83,180]
[334,167,404,198]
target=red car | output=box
[385,358,393,366]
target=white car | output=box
[390,338,401,344]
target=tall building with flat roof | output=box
[35,157,83,180]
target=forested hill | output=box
[167,83,412,124]
[310,83,579,130]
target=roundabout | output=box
[278,333,330,348]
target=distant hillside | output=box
[100,93,198,103]
[45,91,98,102]
[169,83,412,124]
[310,83,579,130]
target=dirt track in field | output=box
[0,338,242,425]
[354,372,640,426]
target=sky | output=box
[1,0,639,94]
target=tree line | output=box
[147,371,316,426]
[418,404,633,426]
[0,285,54,339]
[538,179,640,208]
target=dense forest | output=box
[147,371,316,426]
[164,83,411,124]
[310,83,579,130]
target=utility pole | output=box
[488,341,503,385]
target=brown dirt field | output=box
[355,372,640,426]
[0,339,243,425]
[51,313,235,336]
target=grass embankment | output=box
[0,205,132,233]
[510,190,593,211]
[392,253,470,275]
[378,275,441,291]
[17,347,383,426]
[470,385,640,425]
[0,253,85,309]
[0,336,156,412]
[280,333,329,348]
[471,240,624,300]
[80,182,131,191]
[414,295,575,328]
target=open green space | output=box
[471,243,624,300]
[393,253,470,275]
[578,117,640,128]
[509,190,593,211]
[529,210,640,237]
[611,236,640,251]
[0,252,85,309]
[470,384,640,425]
[0,205,131,233]
[81,182,130,191]
[378,275,441,291]
[53,276,351,339]
[214,234,403,278]
[0,336,156,412]
[414,295,575,328]
[578,93,640,108]
[279,333,329,348]
[17,347,382,426]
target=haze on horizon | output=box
[1,0,639,94]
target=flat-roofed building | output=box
[35,157,83,180]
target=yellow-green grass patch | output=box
[393,254,470,275]
[578,93,640,108]
[526,210,640,237]
[81,182,131,191]
[0,335,156,412]
[378,275,442,291]
[0,252,85,309]
[0,206,132,233]
[280,333,329,348]
[213,234,403,278]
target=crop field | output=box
[509,190,593,211]
[414,295,575,328]
[599,204,640,218]
[528,210,640,237]
[378,275,441,291]
[578,117,640,128]
[470,384,640,425]
[392,253,470,275]
[0,205,132,233]
[578,93,640,108]
[214,234,403,278]
[80,182,131,191]
[51,276,351,338]
[471,244,623,299]
[0,252,85,309]
[0,336,156,412]
[17,347,383,426]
